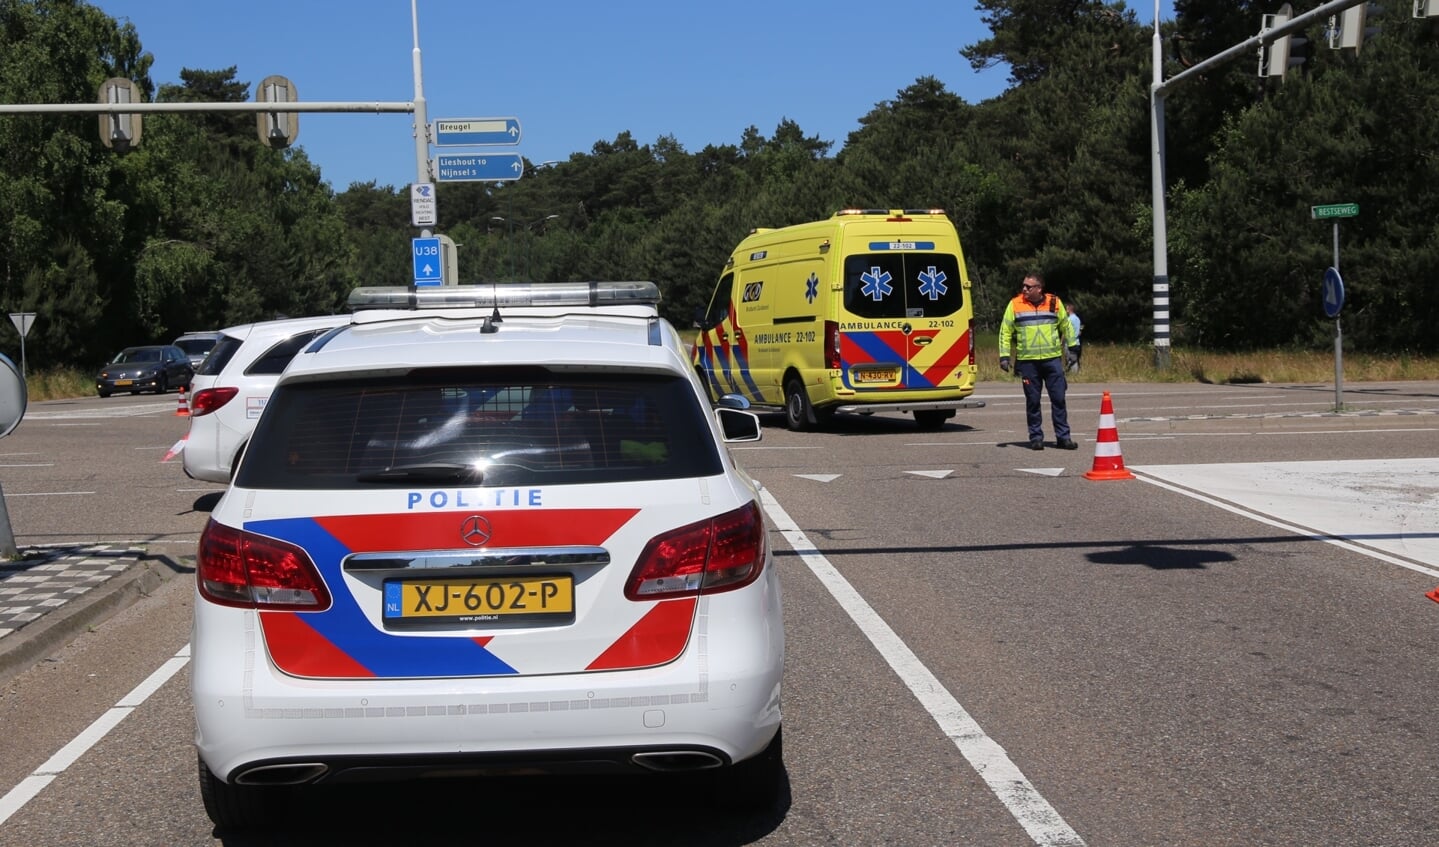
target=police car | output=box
[191,282,783,829]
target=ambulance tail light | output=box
[824,320,840,369]
[197,519,331,611]
[625,502,766,601]
[190,386,239,417]
[967,318,976,365]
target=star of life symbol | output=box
[859,267,893,301]
[917,266,948,300]
[805,273,819,304]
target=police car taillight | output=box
[624,502,766,600]
[197,519,331,611]
[189,386,238,417]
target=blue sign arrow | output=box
[1323,266,1344,318]
[433,117,521,147]
[412,237,441,286]
[434,153,525,183]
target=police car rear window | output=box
[843,253,964,319]
[236,369,723,489]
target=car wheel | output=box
[197,755,289,831]
[155,375,169,395]
[97,390,111,398]
[914,410,951,431]
[784,376,814,432]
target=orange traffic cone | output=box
[1427,587,1439,604]
[1083,391,1134,481]
[176,384,190,417]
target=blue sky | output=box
[91,1,1172,192]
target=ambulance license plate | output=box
[383,575,574,625]
[853,368,898,384]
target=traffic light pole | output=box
[1148,0,1368,370]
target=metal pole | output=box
[1150,0,1171,369]
[411,0,430,185]
[1333,222,1343,412]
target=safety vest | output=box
[999,292,1074,361]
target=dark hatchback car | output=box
[96,344,194,397]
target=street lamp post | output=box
[525,214,560,281]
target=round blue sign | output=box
[1322,267,1344,319]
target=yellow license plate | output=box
[852,368,898,384]
[114,379,133,386]
[384,575,573,624]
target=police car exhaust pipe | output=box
[233,762,330,786]
[630,751,725,772]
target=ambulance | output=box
[693,209,984,430]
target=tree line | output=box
[2,0,1437,374]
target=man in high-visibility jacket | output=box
[998,273,1079,451]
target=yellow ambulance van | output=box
[693,209,983,430]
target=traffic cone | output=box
[176,384,190,417]
[1427,587,1439,605]
[1083,391,1134,481]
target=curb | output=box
[0,554,185,687]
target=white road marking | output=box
[794,473,841,482]
[1020,468,1066,477]
[6,490,96,497]
[0,645,191,825]
[761,488,1086,846]
[905,470,952,479]
[1134,459,1439,575]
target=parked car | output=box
[173,331,225,369]
[183,315,351,483]
[95,345,193,397]
[191,282,782,829]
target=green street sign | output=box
[1311,202,1359,220]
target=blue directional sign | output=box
[1323,266,1344,318]
[412,236,442,286]
[434,153,525,183]
[433,117,521,147]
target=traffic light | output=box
[1336,3,1383,52]
[1262,4,1310,79]
[256,75,299,149]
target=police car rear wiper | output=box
[356,463,485,484]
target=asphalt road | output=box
[0,381,1436,845]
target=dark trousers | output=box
[1016,357,1070,442]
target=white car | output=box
[183,314,352,483]
[191,282,782,829]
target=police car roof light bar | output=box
[349,281,661,311]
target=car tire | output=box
[155,375,168,395]
[197,755,289,831]
[784,376,815,432]
[914,410,951,431]
[97,390,110,398]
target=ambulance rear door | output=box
[838,245,968,393]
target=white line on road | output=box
[760,487,1086,847]
[0,645,191,825]
[5,490,96,497]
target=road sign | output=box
[410,182,437,227]
[1311,202,1358,220]
[433,117,521,146]
[434,153,525,182]
[1323,267,1345,318]
[412,237,442,286]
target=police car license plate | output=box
[852,368,898,384]
[383,575,574,625]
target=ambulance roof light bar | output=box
[833,208,946,217]
[349,281,661,311]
